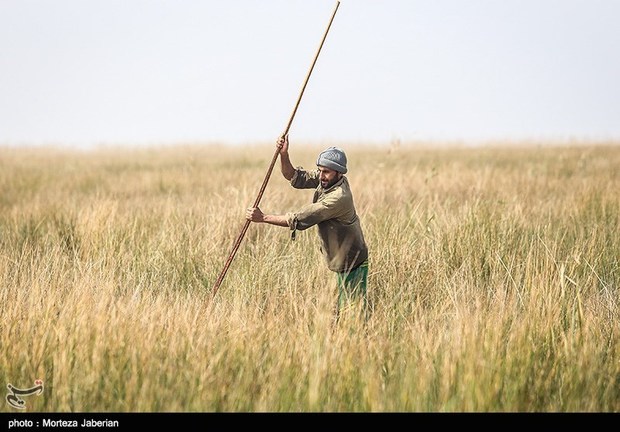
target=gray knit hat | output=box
[316,147,347,174]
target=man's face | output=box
[318,166,341,189]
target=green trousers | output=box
[336,260,369,315]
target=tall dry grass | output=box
[1,142,618,411]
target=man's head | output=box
[316,147,347,188]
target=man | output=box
[246,135,369,315]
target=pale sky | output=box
[1,0,619,147]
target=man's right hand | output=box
[277,133,295,181]
[246,207,265,223]
[277,134,289,155]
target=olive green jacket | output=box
[286,168,368,273]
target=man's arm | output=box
[246,207,289,227]
[278,135,295,181]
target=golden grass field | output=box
[1,141,618,412]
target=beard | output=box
[321,176,340,189]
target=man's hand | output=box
[246,207,265,223]
[277,134,289,155]
[246,208,289,227]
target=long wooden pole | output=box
[211,1,340,297]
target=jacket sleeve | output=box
[286,193,345,231]
[290,167,320,190]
